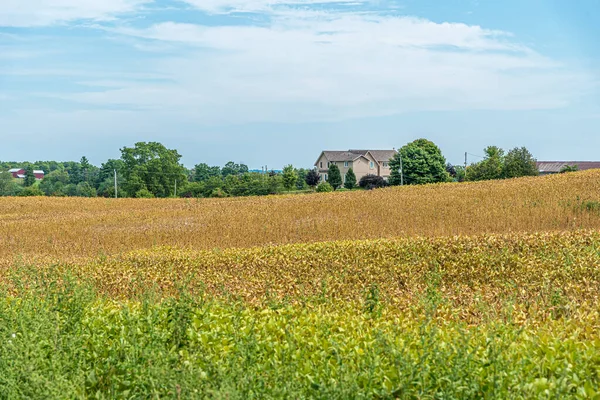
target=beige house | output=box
[314,149,398,184]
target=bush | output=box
[135,188,155,198]
[210,188,228,198]
[18,185,45,197]
[359,175,387,190]
[316,182,333,193]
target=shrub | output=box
[18,185,44,197]
[135,188,155,198]
[316,182,333,193]
[359,174,386,190]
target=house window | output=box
[344,161,349,167]
[325,174,328,181]
[383,162,388,167]
[320,162,323,168]
[370,161,374,169]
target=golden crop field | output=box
[2,169,600,262]
[2,171,600,398]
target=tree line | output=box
[0,139,546,198]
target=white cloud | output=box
[0,0,150,27]
[53,9,588,124]
[180,0,366,14]
[4,2,592,125]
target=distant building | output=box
[314,149,397,183]
[536,162,600,175]
[9,168,45,180]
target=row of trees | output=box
[1,139,545,198]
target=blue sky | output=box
[1,0,599,168]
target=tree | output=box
[327,164,342,190]
[295,168,309,190]
[316,182,333,193]
[120,142,187,198]
[23,166,37,187]
[194,163,221,182]
[560,165,579,173]
[282,165,298,191]
[0,170,18,196]
[466,146,505,181]
[222,162,248,177]
[389,139,449,185]
[359,174,386,190]
[503,147,538,178]
[344,168,357,190]
[40,170,70,196]
[305,169,320,188]
[76,182,97,197]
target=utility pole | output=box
[465,152,467,171]
[174,179,177,197]
[114,169,117,199]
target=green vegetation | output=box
[467,146,539,181]
[327,163,342,190]
[389,139,450,185]
[344,167,357,189]
[1,269,598,399]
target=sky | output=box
[1,0,599,169]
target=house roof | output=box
[537,161,600,173]
[33,170,45,174]
[8,168,22,173]
[350,150,397,162]
[316,149,397,166]
[320,151,365,162]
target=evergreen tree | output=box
[344,168,357,189]
[23,166,36,187]
[327,164,342,190]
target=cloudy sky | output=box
[1,0,599,168]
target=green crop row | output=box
[1,279,599,399]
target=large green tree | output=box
[222,162,249,177]
[389,139,449,185]
[503,147,538,179]
[466,146,505,181]
[120,142,187,198]
[327,164,342,190]
[194,163,221,182]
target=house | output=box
[314,149,397,183]
[536,161,600,175]
[9,168,45,180]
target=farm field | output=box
[1,171,600,398]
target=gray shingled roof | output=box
[366,150,397,162]
[317,149,397,165]
[537,161,600,173]
[322,151,365,162]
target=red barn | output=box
[9,168,45,180]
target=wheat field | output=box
[2,170,600,262]
[2,171,600,398]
